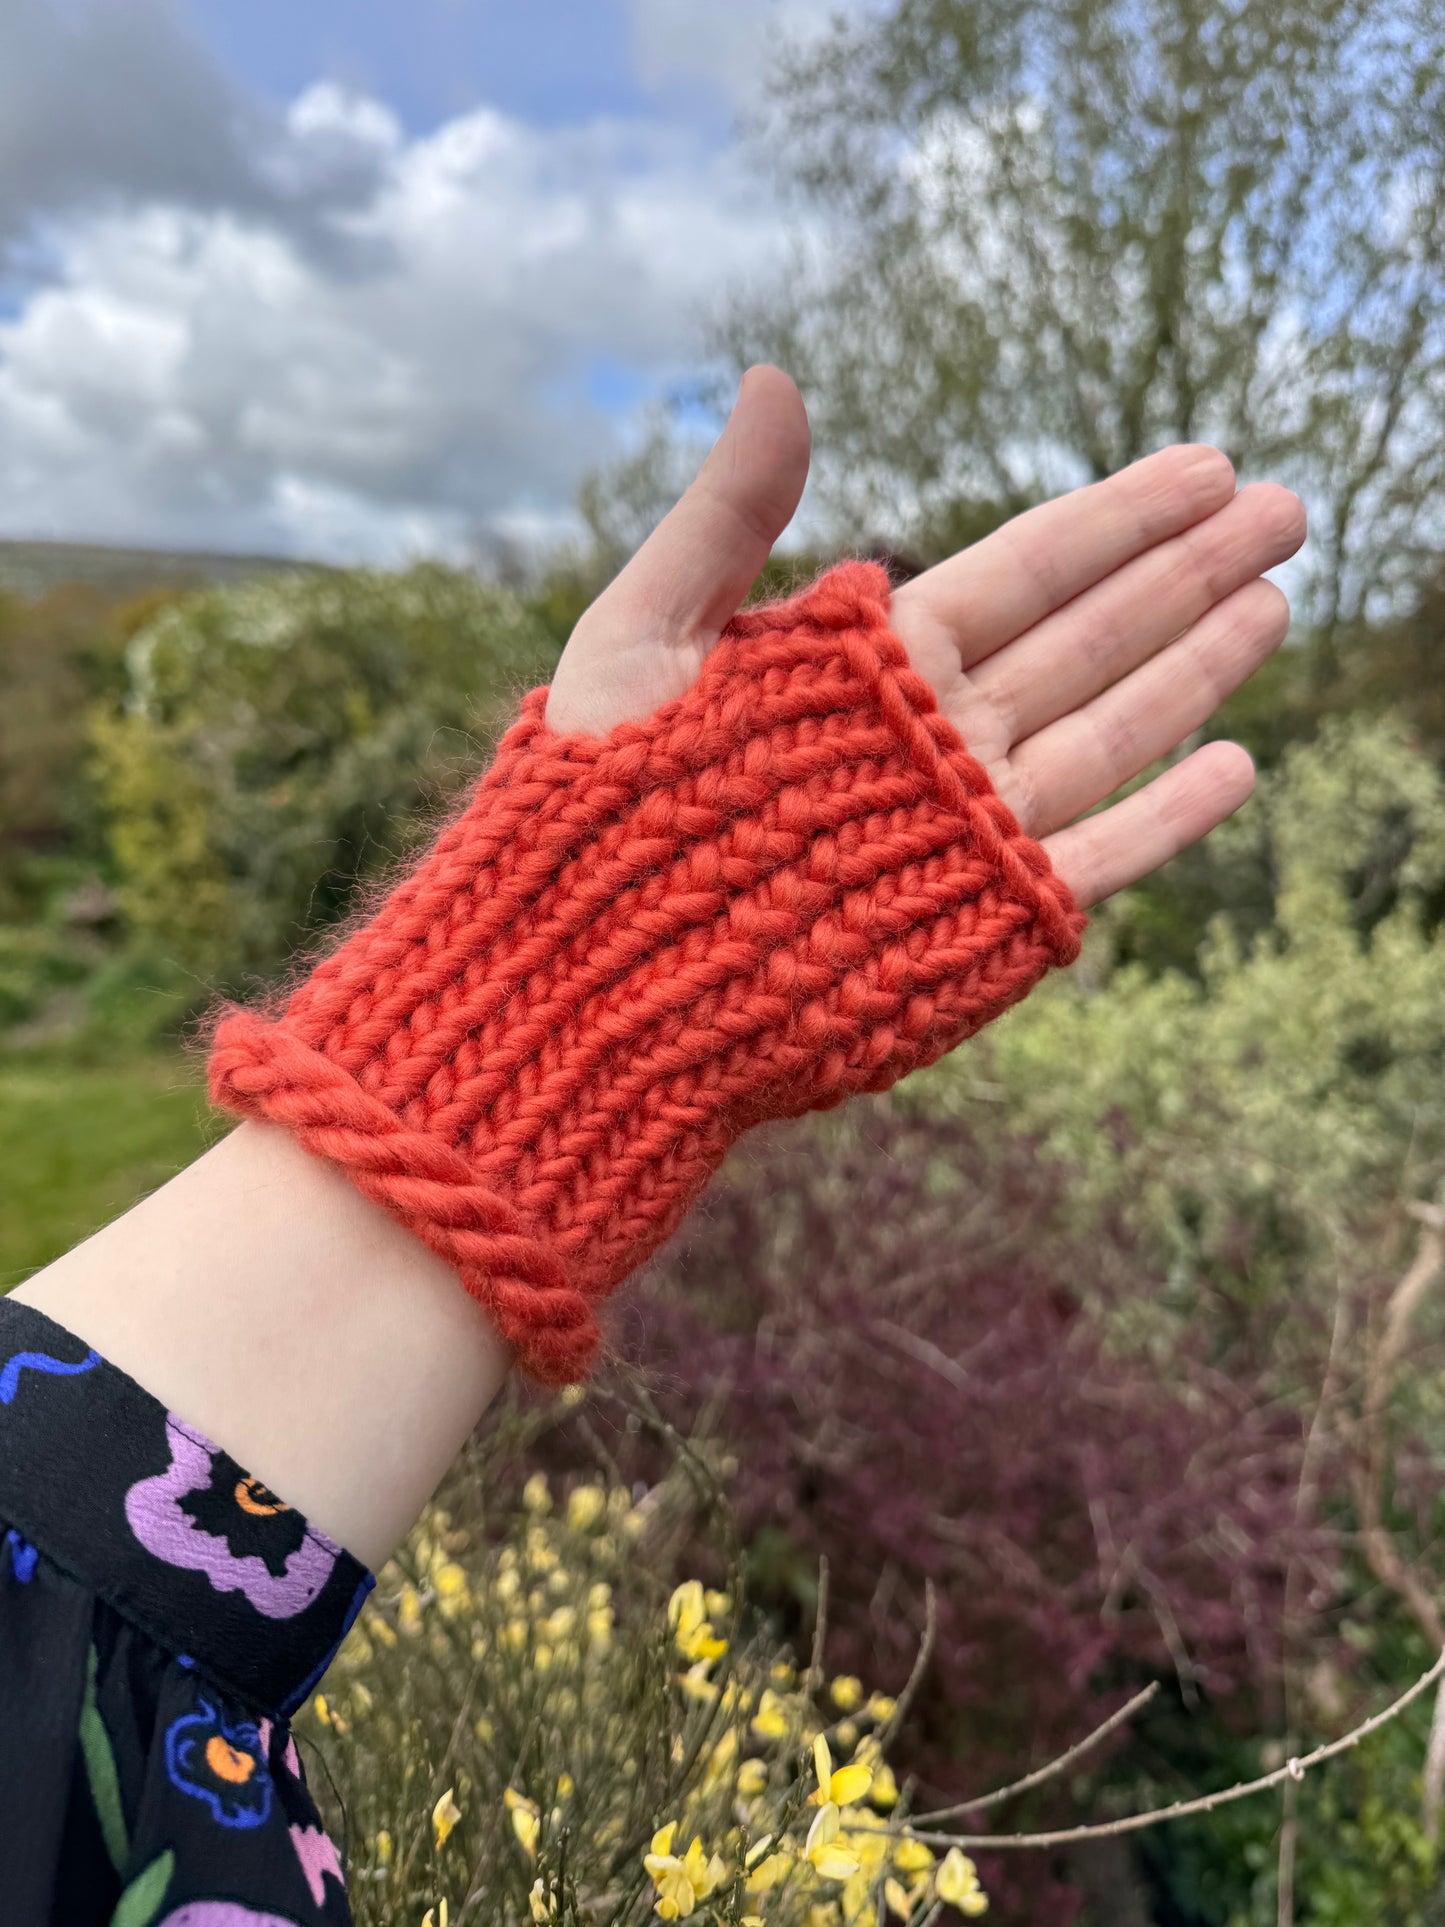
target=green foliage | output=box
[923,716,1445,1307]
[1129,1637,1442,1925]
[0,584,157,889]
[1142,1745,1440,1927]
[0,921,94,1030]
[92,564,560,990]
[1322,568,1445,764]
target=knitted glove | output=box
[209,563,1084,1382]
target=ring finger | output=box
[1007,576,1291,837]
[970,482,1305,746]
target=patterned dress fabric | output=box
[0,1296,372,1927]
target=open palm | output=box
[548,366,1306,907]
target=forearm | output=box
[12,1119,509,1571]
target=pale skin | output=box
[14,367,1307,1571]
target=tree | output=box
[723,0,1445,667]
[91,565,558,990]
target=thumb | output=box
[546,365,811,734]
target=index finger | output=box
[892,444,1237,672]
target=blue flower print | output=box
[5,1528,37,1583]
[164,1692,273,1829]
[0,1345,99,1405]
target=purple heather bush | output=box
[598,1100,1343,1917]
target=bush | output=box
[949,714,1445,1298]
[620,1104,1316,1920]
[306,1409,992,1926]
[92,565,560,992]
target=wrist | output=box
[14,1119,511,1571]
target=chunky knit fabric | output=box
[209,563,1084,1382]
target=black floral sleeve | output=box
[0,1296,373,1927]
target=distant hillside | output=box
[0,538,314,600]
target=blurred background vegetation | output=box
[5,0,1445,1920]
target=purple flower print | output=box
[160,1906,299,1926]
[124,1417,339,1619]
[164,1693,273,1829]
[290,1823,346,1908]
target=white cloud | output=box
[0,97,788,561]
[286,82,403,156]
[628,0,847,108]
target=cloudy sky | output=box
[0,0,830,562]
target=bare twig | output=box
[917,1683,1160,1824]
[1279,1233,1354,1927]
[808,1557,830,1694]
[879,1581,937,1749]
[898,1650,1445,1852]
[1350,1203,1445,1841]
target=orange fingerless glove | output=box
[208,563,1084,1381]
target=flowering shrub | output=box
[303,1426,991,1926]
[633,1105,1311,1764]
[613,1103,1325,1924]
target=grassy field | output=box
[0,1051,215,1287]
[0,537,308,600]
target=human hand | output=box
[548,366,1306,907]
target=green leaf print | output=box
[80,1642,128,1871]
[109,1849,175,1927]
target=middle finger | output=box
[969,481,1306,747]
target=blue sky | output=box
[0,0,828,560]
[187,0,674,134]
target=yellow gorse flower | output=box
[420,1901,448,1927]
[567,1484,606,1532]
[504,1787,540,1861]
[935,1846,989,1915]
[812,1734,873,1809]
[680,1659,721,1703]
[668,1581,728,1664]
[751,1688,792,1741]
[327,1487,939,1927]
[745,1845,792,1896]
[431,1788,461,1851]
[804,1802,861,1883]
[893,1837,934,1874]
[643,1821,727,1920]
[884,1875,913,1918]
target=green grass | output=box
[0,1051,214,1287]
